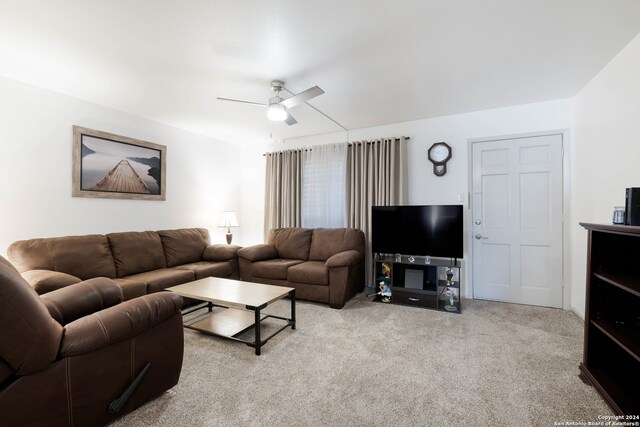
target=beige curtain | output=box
[346,137,408,285]
[264,149,303,238]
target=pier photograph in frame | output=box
[72,126,166,200]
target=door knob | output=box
[474,234,488,240]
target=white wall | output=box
[570,33,640,317]
[240,98,574,298]
[0,77,242,257]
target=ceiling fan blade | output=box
[284,112,298,126]
[279,86,324,109]
[216,97,267,107]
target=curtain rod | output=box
[262,137,410,156]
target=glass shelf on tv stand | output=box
[374,253,461,268]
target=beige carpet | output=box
[111,294,611,426]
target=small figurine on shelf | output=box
[443,267,458,311]
[382,263,391,278]
[446,267,454,285]
[443,286,458,312]
[379,281,392,303]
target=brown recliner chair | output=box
[0,255,184,426]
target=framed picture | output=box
[72,126,166,200]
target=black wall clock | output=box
[428,142,452,176]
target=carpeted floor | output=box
[112,294,611,426]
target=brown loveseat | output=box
[7,228,239,300]
[237,228,365,309]
[0,255,184,426]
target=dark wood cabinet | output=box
[579,223,640,415]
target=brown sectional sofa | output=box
[7,228,240,300]
[237,227,365,309]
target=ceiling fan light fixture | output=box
[218,81,326,127]
[267,100,287,122]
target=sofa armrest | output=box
[326,250,363,268]
[237,244,278,262]
[60,292,183,357]
[41,277,123,325]
[21,269,82,295]
[203,244,241,261]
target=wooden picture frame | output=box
[72,126,166,200]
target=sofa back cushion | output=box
[309,228,365,261]
[267,228,313,260]
[107,231,167,277]
[7,235,116,280]
[0,255,63,376]
[158,228,210,267]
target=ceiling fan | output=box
[217,80,324,125]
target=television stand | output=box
[372,254,461,313]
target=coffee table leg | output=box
[254,307,261,356]
[290,289,296,330]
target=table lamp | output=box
[218,211,239,244]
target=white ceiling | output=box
[1,0,639,145]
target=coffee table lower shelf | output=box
[167,278,296,356]
[184,304,294,355]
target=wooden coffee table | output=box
[167,277,295,355]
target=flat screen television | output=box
[371,205,463,258]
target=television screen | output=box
[371,205,463,258]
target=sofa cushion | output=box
[309,228,365,261]
[107,231,167,277]
[113,278,148,301]
[122,268,195,294]
[8,235,116,280]
[158,228,210,267]
[252,259,304,280]
[267,228,313,260]
[287,261,329,285]
[174,261,232,280]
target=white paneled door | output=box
[472,134,563,308]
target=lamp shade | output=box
[218,211,239,228]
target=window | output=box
[301,143,347,228]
